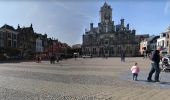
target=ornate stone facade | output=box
[82,2,139,57]
[17,24,36,58]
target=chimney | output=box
[132,29,136,34]
[17,24,20,29]
[120,19,124,27]
[90,23,93,31]
[127,24,129,30]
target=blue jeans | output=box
[147,62,160,81]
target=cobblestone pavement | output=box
[122,70,170,89]
[0,58,169,100]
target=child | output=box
[131,62,140,81]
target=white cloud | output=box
[164,0,170,14]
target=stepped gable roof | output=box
[21,26,32,30]
[1,24,15,31]
[19,26,34,34]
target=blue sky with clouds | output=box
[0,0,170,45]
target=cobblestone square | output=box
[0,57,170,100]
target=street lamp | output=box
[51,37,54,55]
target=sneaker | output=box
[147,79,153,82]
[154,80,160,82]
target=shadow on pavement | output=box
[135,79,170,87]
[159,82,170,85]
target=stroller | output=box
[161,58,170,72]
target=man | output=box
[121,50,125,62]
[147,48,161,82]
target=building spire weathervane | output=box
[103,0,109,7]
[104,0,107,4]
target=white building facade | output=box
[36,38,43,53]
[140,40,147,55]
[157,32,169,53]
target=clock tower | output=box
[99,2,114,33]
[100,2,112,23]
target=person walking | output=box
[147,48,161,82]
[143,50,147,59]
[121,51,125,62]
[50,55,55,64]
[131,62,140,81]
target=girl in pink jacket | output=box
[131,62,140,81]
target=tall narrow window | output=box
[8,33,11,38]
[13,34,17,40]
[162,40,164,47]
[13,41,17,48]
[8,40,11,47]
[106,25,108,33]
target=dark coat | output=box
[151,50,160,63]
[121,51,125,58]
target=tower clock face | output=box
[104,12,110,19]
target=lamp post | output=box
[51,37,54,55]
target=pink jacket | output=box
[131,66,140,74]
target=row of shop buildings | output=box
[0,24,71,60]
[140,27,170,56]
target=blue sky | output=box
[0,0,170,46]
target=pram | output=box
[161,58,170,72]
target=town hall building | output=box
[82,2,140,57]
